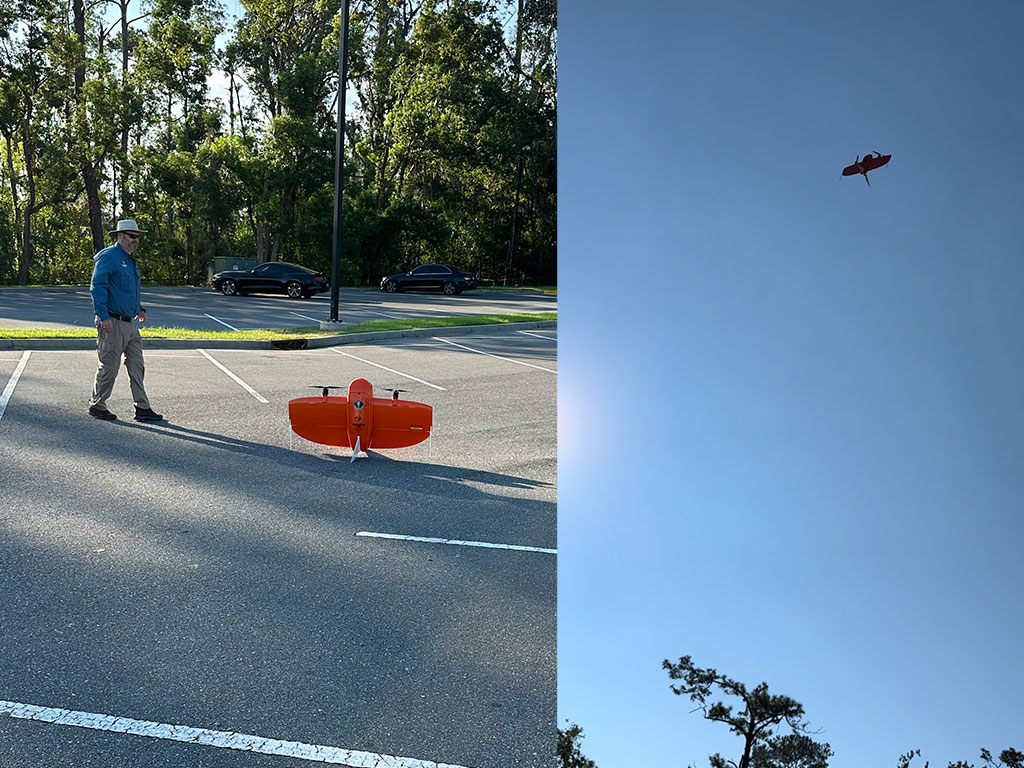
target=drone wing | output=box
[288,395,353,447]
[867,153,891,171]
[368,397,432,449]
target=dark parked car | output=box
[211,262,329,298]
[380,264,477,295]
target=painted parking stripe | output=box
[362,309,405,319]
[0,699,474,768]
[432,338,556,374]
[203,313,241,331]
[289,311,322,323]
[0,351,31,423]
[328,349,447,391]
[516,330,557,341]
[356,531,556,555]
[197,349,269,403]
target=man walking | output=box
[88,218,164,422]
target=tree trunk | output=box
[3,131,22,258]
[166,91,173,150]
[184,222,194,283]
[183,93,190,151]
[74,0,105,252]
[246,198,264,260]
[19,197,35,286]
[256,219,266,261]
[83,165,105,251]
[17,115,37,285]
[235,80,248,139]
[514,0,524,84]
[228,72,236,135]
[119,0,131,215]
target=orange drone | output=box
[841,151,891,186]
[289,377,432,461]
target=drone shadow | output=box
[122,420,553,502]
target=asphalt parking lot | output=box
[0,328,556,767]
[0,287,556,331]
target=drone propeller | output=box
[381,387,407,400]
[311,385,344,397]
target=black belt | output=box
[108,312,134,322]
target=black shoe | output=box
[134,407,164,422]
[89,406,117,421]
[136,405,165,423]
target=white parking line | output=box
[197,349,270,403]
[0,351,31,423]
[289,311,322,323]
[362,309,405,319]
[356,531,556,555]
[432,338,556,374]
[203,313,241,331]
[517,330,557,341]
[328,349,447,391]
[0,699,474,768]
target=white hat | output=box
[108,219,147,235]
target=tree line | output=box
[1,0,556,287]
[558,655,1021,768]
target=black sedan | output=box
[211,262,329,298]
[380,264,477,295]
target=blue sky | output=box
[559,2,1024,767]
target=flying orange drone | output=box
[842,151,891,186]
[288,377,432,461]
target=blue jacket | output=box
[90,243,142,320]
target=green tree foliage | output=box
[346,0,555,284]
[0,0,555,286]
[662,655,833,768]
[1,0,85,283]
[898,747,1024,768]
[136,0,222,152]
[557,721,598,768]
[752,733,833,768]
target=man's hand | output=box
[138,309,147,324]
[97,318,113,333]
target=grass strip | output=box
[0,312,556,340]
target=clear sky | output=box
[558,2,1024,767]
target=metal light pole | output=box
[504,144,530,286]
[327,0,351,324]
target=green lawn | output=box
[0,312,557,340]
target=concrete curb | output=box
[0,320,557,351]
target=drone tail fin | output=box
[352,435,361,462]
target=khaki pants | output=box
[90,316,151,411]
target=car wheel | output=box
[384,280,399,293]
[443,281,457,295]
[221,279,238,296]
[286,281,303,298]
